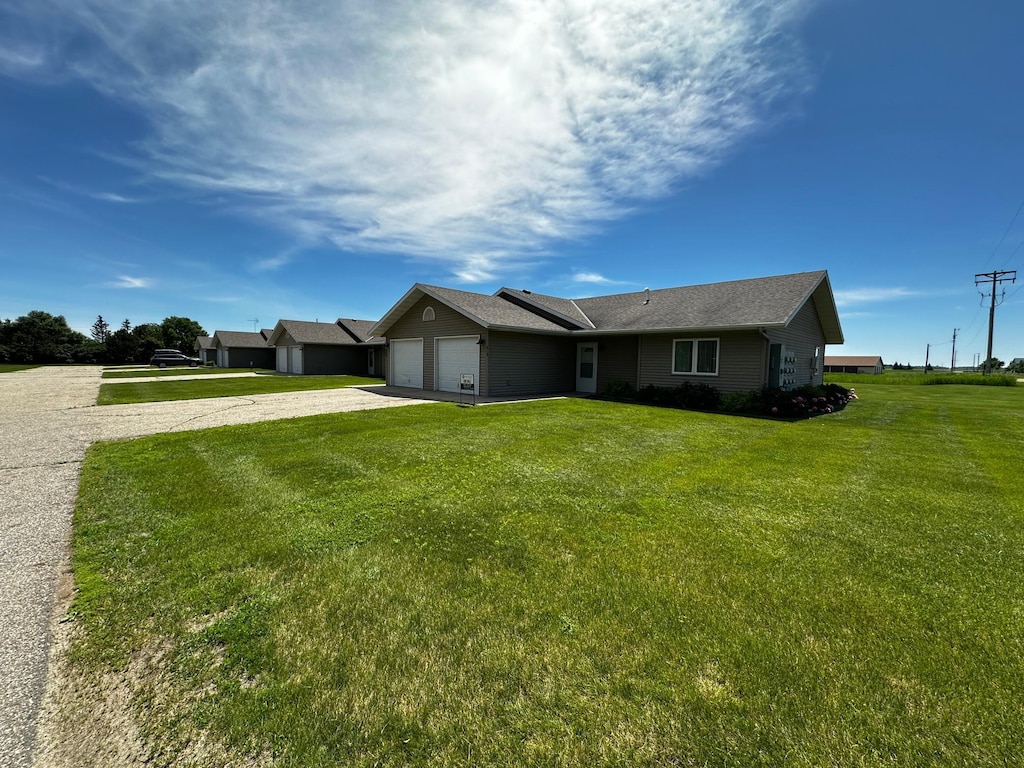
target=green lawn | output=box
[69,384,1024,766]
[0,364,39,373]
[96,374,385,404]
[102,367,275,379]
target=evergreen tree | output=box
[91,315,111,343]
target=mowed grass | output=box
[0,364,40,373]
[96,374,385,404]
[102,367,275,379]
[71,384,1024,766]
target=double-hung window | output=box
[673,338,719,375]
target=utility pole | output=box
[924,343,930,373]
[974,270,1016,374]
[951,328,958,372]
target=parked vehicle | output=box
[150,350,201,368]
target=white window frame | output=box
[672,337,719,376]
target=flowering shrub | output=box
[733,383,856,418]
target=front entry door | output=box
[576,342,598,393]
[768,343,782,388]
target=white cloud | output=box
[109,275,151,289]
[833,287,918,307]
[569,271,635,286]
[5,0,812,276]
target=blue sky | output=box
[1,0,1022,366]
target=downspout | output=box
[758,327,771,387]
[636,334,643,391]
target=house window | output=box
[673,338,718,375]
[422,307,435,322]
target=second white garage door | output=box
[391,339,423,388]
[437,336,479,394]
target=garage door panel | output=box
[437,337,479,394]
[392,339,423,388]
[289,347,303,375]
[276,346,288,373]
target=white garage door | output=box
[391,339,423,388]
[289,347,303,375]
[437,336,479,394]
[276,346,288,373]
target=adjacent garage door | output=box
[276,346,288,373]
[289,347,303,375]
[437,336,479,394]
[391,339,423,388]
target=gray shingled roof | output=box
[373,271,843,342]
[426,285,568,331]
[213,330,271,348]
[373,284,570,336]
[273,320,356,346]
[497,289,594,329]
[195,336,215,350]
[337,319,380,343]
[575,271,832,332]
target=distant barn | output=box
[824,355,884,374]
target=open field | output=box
[102,367,275,379]
[96,375,386,404]
[61,383,1024,765]
[826,371,1019,386]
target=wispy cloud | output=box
[109,275,151,289]
[569,271,636,286]
[833,287,918,307]
[4,0,812,276]
[38,176,141,203]
[91,191,138,204]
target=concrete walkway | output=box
[0,366,435,768]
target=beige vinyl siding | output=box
[767,301,827,387]
[387,295,487,393]
[639,330,766,394]
[487,331,575,396]
[594,335,640,393]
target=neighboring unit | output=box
[211,329,276,369]
[823,356,884,375]
[193,335,217,365]
[266,319,385,376]
[372,271,844,398]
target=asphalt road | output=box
[0,367,434,768]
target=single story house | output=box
[371,270,844,398]
[266,319,385,376]
[211,329,276,369]
[193,335,217,365]
[823,356,884,374]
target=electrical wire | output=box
[987,197,1024,269]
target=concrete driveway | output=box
[0,366,433,768]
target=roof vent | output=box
[643,287,650,305]
[523,289,531,294]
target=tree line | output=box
[0,311,206,365]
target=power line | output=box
[974,270,1017,373]
[987,198,1024,269]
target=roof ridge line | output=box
[569,299,596,329]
